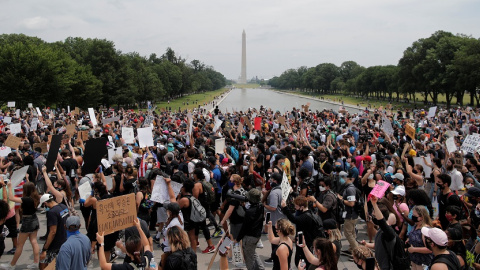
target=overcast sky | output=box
[1,0,479,81]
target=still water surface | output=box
[217,88,363,113]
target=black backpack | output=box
[217,166,229,187]
[305,211,325,239]
[354,187,366,220]
[381,233,411,270]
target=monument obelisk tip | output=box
[239,30,247,84]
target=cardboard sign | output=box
[446,137,457,153]
[82,137,108,175]
[405,124,415,139]
[88,108,97,126]
[215,138,225,154]
[137,127,154,148]
[33,142,48,153]
[4,135,21,149]
[461,133,480,153]
[74,107,80,115]
[7,101,15,108]
[0,146,11,157]
[242,116,252,130]
[102,116,120,126]
[80,130,89,141]
[151,176,183,203]
[254,117,261,131]
[10,166,29,188]
[96,193,137,235]
[78,181,92,200]
[453,152,463,170]
[45,259,56,270]
[9,123,21,135]
[122,127,135,144]
[237,122,244,134]
[46,135,62,172]
[368,180,391,201]
[278,116,286,126]
[66,124,76,135]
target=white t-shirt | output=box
[161,215,184,252]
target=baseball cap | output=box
[246,188,261,204]
[363,156,372,162]
[466,187,480,198]
[66,216,81,230]
[323,219,337,230]
[391,185,406,196]
[339,171,348,177]
[391,173,405,181]
[39,194,54,208]
[421,227,448,247]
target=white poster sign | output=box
[9,123,21,135]
[137,127,154,148]
[31,118,39,131]
[15,109,20,118]
[10,166,29,188]
[88,108,97,126]
[78,181,92,200]
[28,103,33,108]
[213,118,223,133]
[215,138,225,154]
[413,157,433,180]
[122,127,135,144]
[7,102,15,108]
[0,146,11,157]
[151,176,182,203]
[427,107,437,118]
[36,107,42,117]
[446,137,457,153]
[105,175,113,190]
[381,117,394,135]
[3,117,11,124]
[108,147,123,164]
[281,172,290,201]
[461,133,480,153]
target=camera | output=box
[226,189,248,202]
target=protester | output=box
[56,216,91,270]
[162,226,197,270]
[421,227,461,270]
[298,237,338,270]
[267,219,294,270]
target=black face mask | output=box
[355,261,363,269]
[436,183,444,190]
[411,216,419,223]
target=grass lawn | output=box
[233,83,260,89]
[153,88,228,111]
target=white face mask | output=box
[147,163,153,170]
[243,166,248,170]
[368,173,374,180]
[319,186,326,192]
[466,184,474,189]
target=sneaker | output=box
[202,245,216,254]
[264,258,273,264]
[256,240,264,249]
[6,248,16,255]
[234,262,246,268]
[26,264,38,269]
[207,223,215,229]
[213,229,223,238]
[152,236,160,244]
[228,257,233,263]
[0,263,15,270]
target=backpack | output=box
[305,211,325,239]
[188,196,206,222]
[201,180,216,205]
[381,233,411,270]
[446,192,470,220]
[354,187,366,220]
[217,166,229,187]
[230,146,239,163]
[328,190,344,225]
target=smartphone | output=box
[298,231,303,245]
[265,212,271,224]
[219,237,232,254]
[365,257,375,270]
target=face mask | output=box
[228,181,235,188]
[147,163,153,170]
[243,166,248,170]
[368,174,374,180]
[436,183,444,190]
[44,207,50,212]
[122,162,127,167]
[411,216,419,223]
[390,161,394,166]
[281,162,285,166]
[339,178,346,185]
[425,239,432,251]
[477,236,480,242]
[385,161,389,166]
[319,186,326,192]
[445,213,454,222]
[466,184,474,189]
[393,195,399,201]
[412,169,418,174]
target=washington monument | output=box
[239,30,247,84]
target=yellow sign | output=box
[405,124,415,139]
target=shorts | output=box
[4,216,17,238]
[40,249,59,264]
[184,221,197,232]
[157,206,167,223]
[20,215,39,233]
[230,223,242,240]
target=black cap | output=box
[208,156,217,164]
[323,219,337,230]
[466,187,480,198]
[275,154,286,161]
[271,172,282,183]
[166,202,181,215]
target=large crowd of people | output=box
[0,101,478,270]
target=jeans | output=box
[344,218,358,251]
[242,235,264,270]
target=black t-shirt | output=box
[21,197,36,215]
[439,192,462,229]
[46,204,69,251]
[60,158,78,176]
[164,248,197,270]
[112,250,153,270]
[224,199,242,224]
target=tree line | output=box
[268,30,480,108]
[0,34,227,109]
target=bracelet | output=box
[100,243,105,247]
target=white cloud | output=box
[20,16,49,30]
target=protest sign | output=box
[427,106,437,118]
[3,117,11,124]
[137,127,154,148]
[102,116,120,126]
[254,117,261,131]
[45,259,55,270]
[80,130,89,141]
[28,103,33,108]
[105,175,113,190]
[31,118,39,131]
[36,107,42,117]
[74,107,80,115]
[108,147,123,164]
[33,142,48,153]
[461,133,480,153]
[9,123,21,135]
[151,176,183,203]
[224,120,233,131]
[143,115,154,127]
[15,109,20,118]
[213,117,223,133]
[46,135,62,172]
[10,166,29,188]
[4,135,21,149]
[413,157,433,179]
[97,193,136,235]
[7,102,15,107]
[215,138,225,154]
[405,124,415,139]
[453,152,463,170]
[446,137,457,153]
[66,124,76,135]
[242,116,252,130]
[122,127,135,144]
[78,181,92,200]
[88,108,97,126]
[281,172,290,201]
[381,117,394,135]
[277,116,286,126]
[237,122,244,134]
[368,180,390,201]
[82,137,108,175]
[0,146,11,157]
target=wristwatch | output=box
[100,243,105,247]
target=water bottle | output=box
[149,257,156,270]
